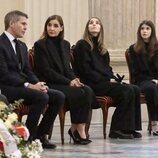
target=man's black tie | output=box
[14,39,22,69]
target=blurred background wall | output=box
[0,0,157,124]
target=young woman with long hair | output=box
[74,17,142,139]
[129,20,158,135]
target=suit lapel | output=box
[60,41,69,70]
[2,34,20,66]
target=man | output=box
[0,10,65,149]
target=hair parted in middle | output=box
[134,20,158,57]
[40,15,64,40]
[83,17,107,55]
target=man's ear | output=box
[9,20,15,28]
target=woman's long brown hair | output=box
[40,15,64,40]
[134,20,158,57]
[83,17,107,55]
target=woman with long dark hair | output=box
[129,20,158,135]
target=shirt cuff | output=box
[24,82,29,87]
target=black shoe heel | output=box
[150,124,158,136]
[152,131,158,136]
[68,128,78,144]
[73,130,92,145]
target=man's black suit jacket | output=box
[0,33,39,87]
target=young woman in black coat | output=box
[74,17,142,139]
[129,20,158,135]
[33,15,99,145]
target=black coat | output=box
[74,39,115,95]
[34,38,97,108]
[129,44,158,84]
[0,33,38,87]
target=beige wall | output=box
[0,0,89,48]
[0,0,24,32]
[24,0,89,47]
[89,0,155,49]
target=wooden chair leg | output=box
[101,106,109,139]
[85,110,92,138]
[59,106,66,145]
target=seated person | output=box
[128,20,158,135]
[73,17,142,139]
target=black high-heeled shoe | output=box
[73,130,92,145]
[152,131,158,136]
[68,128,79,144]
[150,124,158,136]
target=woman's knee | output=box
[130,84,141,95]
[144,85,157,93]
[121,84,135,98]
[83,85,94,96]
[54,90,65,105]
[48,89,65,106]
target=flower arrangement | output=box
[0,100,43,158]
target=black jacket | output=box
[0,33,38,87]
[129,44,158,84]
[74,39,114,86]
[34,38,75,85]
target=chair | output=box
[14,103,32,122]
[125,49,151,132]
[14,103,48,122]
[93,96,113,139]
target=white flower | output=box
[0,100,43,157]
[27,150,40,158]
[0,101,7,111]
[7,113,18,123]
[12,134,21,144]
[4,119,12,129]
[8,149,22,158]
[34,139,43,153]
